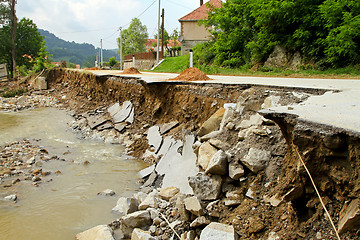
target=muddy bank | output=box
[2,69,360,239]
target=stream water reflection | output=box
[0,108,146,240]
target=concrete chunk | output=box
[108,102,121,117]
[147,126,163,154]
[159,121,179,135]
[200,222,237,240]
[113,101,133,123]
[87,115,109,129]
[156,135,198,194]
[138,165,156,179]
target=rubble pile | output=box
[75,87,359,239]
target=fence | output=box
[124,51,164,61]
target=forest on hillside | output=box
[39,29,119,67]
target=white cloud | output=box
[16,0,208,49]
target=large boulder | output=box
[188,173,222,201]
[76,225,115,240]
[199,222,237,240]
[112,197,138,216]
[138,190,158,210]
[198,108,225,137]
[205,150,227,175]
[240,148,271,173]
[198,142,218,171]
[31,76,48,90]
[121,211,152,238]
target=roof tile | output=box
[179,0,222,21]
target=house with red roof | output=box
[178,0,222,55]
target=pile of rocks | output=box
[75,89,308,239]
[75,87,360,239]
[0,140,62,192]
[0,92,59,112]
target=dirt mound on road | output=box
[122,67,141,74]
[171,67,211,81]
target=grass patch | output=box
[1,88,27,98]
[152,56,360,79]
[152,55,190,73]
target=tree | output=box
[117,18,148,56]
[108,57,117,67]
[0,0,16,78]
[197,0,360,69]
[0,18,46,72]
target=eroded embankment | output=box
[44,69,360,240]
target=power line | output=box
[121,0,157,28]
[165,0,193,10]
[57,27,118,34]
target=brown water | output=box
[0,108,147,240]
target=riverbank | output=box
[1,69,359,239]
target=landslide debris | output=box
[122,67,141,74]
[171,67,211,81]
[3,69,359,240]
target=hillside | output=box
[39,29,119,67]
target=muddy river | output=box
[0,108,147,239]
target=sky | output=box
[16,0,204,50]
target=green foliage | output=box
[0,18,46,73]
[118,18,148,56]
[1,88,26,98]
[198,0,360,69]
[108,57,117,67]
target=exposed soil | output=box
[122,67,141,74]
[170,67,211,81]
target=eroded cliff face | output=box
[47,69,359,239]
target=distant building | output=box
[178,0,222,55]
[145,39,181,52]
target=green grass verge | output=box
[152,55,360,79]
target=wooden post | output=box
[161,8,164,57]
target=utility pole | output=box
[156,0,161,63]
[161,8,164,56]
[119,27,123,70]
[100,39,103,68]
